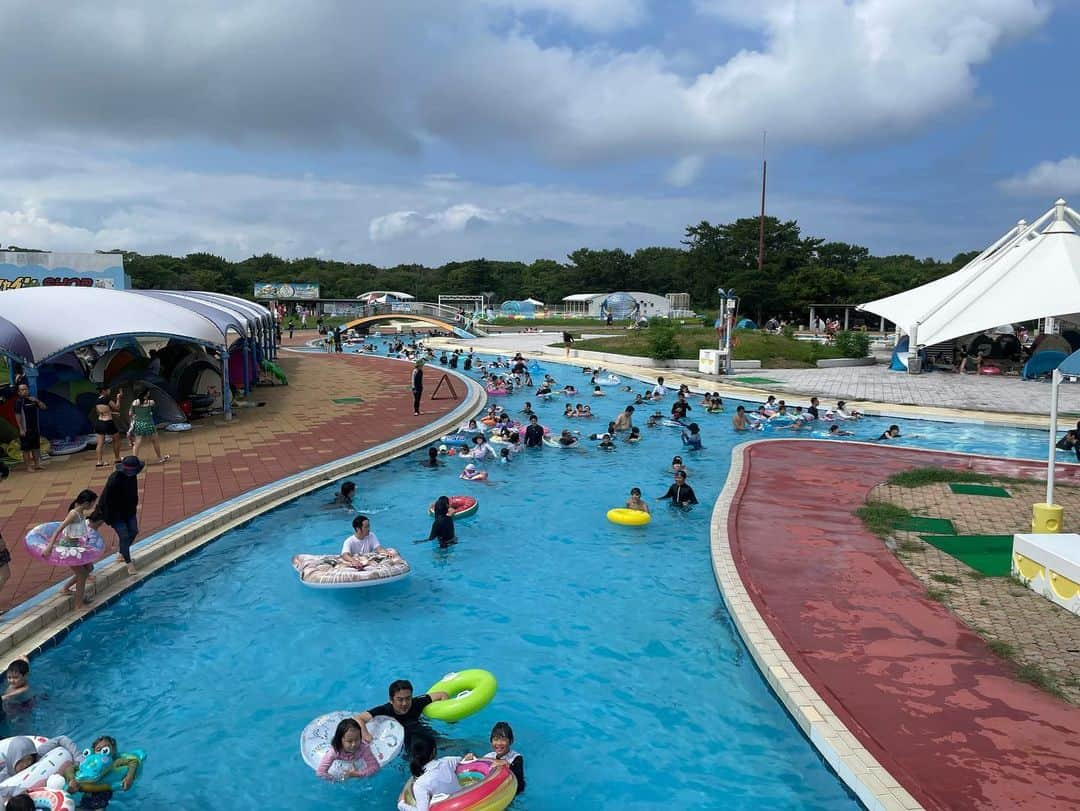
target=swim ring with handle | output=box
[25,523,106,567]
[300,712,402,778]
[423,669,497,723]
[429,496,478,520]
[401,757,516,811]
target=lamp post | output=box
[718,288,738,375]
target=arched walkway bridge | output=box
[342,301,486,338]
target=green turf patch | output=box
[331,397,365,404]
[920,534,1014,576]
[948,483,1011,498]
[894,516,956,535]
[730,376,783,385]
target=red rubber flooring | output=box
[729,440,1080,811]
[0,342,463,612]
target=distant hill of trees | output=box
[115,215,978,322]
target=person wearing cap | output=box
[411,359,425,416]
[95,456,144,575]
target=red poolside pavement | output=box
[728,440,1080,810]
[0,345,464,613]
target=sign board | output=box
[253,282,320,300]
[0,252,128,291]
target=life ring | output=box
[980,366,1003,375]
[25,523,106,567]
[429,496,478,520]
[0,742,74,797]
[441,434,474,448]
[300,712,402,778]
[660,419,685,429]
[542,437,577,449]
[460,467,488,482]
[607,508,651,526]
[164,423,192,432]
[596,374,620,386]
[422,669,497,723]
[73,747,145,791]
[29,788,75,811]
[485,388,509,397]
[516,425,550,437]
[402,758,516,811]
[292,554,411,589]
[480,417,498,426]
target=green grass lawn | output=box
[571,328,846,367]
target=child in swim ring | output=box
[626,427,642,443]
[64,734,142,796]
[316,718,380,781]
[475,722,525,795]
[45,489,99,611]
[626,487,650,514]
[460,464,488,481]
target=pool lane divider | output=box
[0,366,487,663]
[710,440,925,811]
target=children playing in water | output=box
[317,718,380,781]
[626,487,650,514]
[598,433,616,450]
[680,423,703,450]
[464,722,526,796]
[63,734,141,799]
[460,464,488,481]
[1,658,31,710]
[44,489,99,610]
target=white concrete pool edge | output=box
[0,371,487,661]
[709,441,924,811]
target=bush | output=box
[780,323,796,340]
[833,330,870,358]
[647,321,680,360]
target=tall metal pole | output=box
[758,131,767,276]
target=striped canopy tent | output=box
[0,287,251,419]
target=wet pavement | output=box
[728,439,1080,810]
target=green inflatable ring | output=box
[422,668,497,723]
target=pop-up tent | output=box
[860,199,1080,365]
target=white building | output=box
[560,291,690,318]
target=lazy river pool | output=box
[10,349,1061,809]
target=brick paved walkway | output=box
[729,440,1080,811]
[871,479,1080,703]
[0,341,462,613]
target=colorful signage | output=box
[253,282,320,300]
[0,252,129,291]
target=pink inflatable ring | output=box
[25,522,106,567]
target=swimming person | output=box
[341,515,396,565]
[425,496,457,548]
[422,448,442,468]
[680,423,703,450]
[523,416,545,448]
[316,718,380,781]
[398,734,461,811]
[828,425,854,437]
[626,487,650,514]
[327,482,357,508]
[354,680,450,749]
[659,471,698,506]
[732,405,750,431]
[877,425,902,441]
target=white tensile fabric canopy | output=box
[859,199,1080,348]
[0,286,227,365]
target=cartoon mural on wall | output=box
[0,252,129,291]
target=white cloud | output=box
[0,0,1051,164]
[1000,156,1080,197]
[478,0,647,32]
[665,155,706,187]
[0,144,982,266]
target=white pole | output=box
[1047,368,1061,505]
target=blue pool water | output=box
[14,349,1057,809]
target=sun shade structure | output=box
[0,287,225,365]
[0,287,274,420]
[859,199,1080,351]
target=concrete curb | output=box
[0,370,486,661]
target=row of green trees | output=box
[119,216,978,322]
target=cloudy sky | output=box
[0,0,1075,265]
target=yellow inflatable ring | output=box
[607,508,651,526]
[422,669,497,723]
